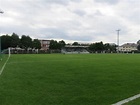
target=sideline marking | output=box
[0,56,10,75]
[112,93,140,105]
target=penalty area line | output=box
[0,56,10,76]
[112,93,140,105]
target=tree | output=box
[1,33,42,52]
[1,33,20,50]
[94,41,104,52]
[32,39,41,49]
[11,33,20,47]
[20,35,32,49]
[58,40,66,49]
[89,42,104,53]
[104,43,116,52]
[1,35,12,50]
[49,40,58,50]
[49,40,66,50]
[137,40,140,51]
[109,44,116,52]
[137,44,140,51]
[72,42,79,46]
[89,43,96,52]
[104,43,111,52]
[137,40,140,45]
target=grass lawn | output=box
[0,54,140,105]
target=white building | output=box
[118,43,138,52]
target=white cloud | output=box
[0,0,140,45]
[73,9,86,16]
[94,0,120,5]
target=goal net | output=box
[0,48,11,70]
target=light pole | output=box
[0,10,4,56]
[116,29,120,53]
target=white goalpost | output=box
[0,48,11,60]
[0,48,11,75]
[8,47,11,57]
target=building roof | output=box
[39,40,51,41]
[65,45,89,48]
[120,43,138,47]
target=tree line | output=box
[89,41,116,53]
[1,33,117,53]
[49,40,66,50]
[1,33,41,50]
[49,41,116,53]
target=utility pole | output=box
[116,29,120,53]
[0,10,4,56]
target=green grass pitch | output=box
[0,54,140,105]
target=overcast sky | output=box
[0,0,140,44]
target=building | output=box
[61,45,89,54]
[39,40,51,51]
[118,43,138,52]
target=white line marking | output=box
[112,93,140,105]
[0,56,10,75]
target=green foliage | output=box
[1,35,12,50]
[72,42,79,45]
[137,44,140,51]
[49,40,66,50]
[137,40,140,45]
[1,32,118,52]
[11,33,20,47]
[89,41,104,52]
[20,35,32,49]
[32,39,41,49]
[104,43,116,52]
[89,42,116,52]
[49,40,58,49]
[1,33,41,50]
[0,54,140,105]
[58,40,66,49]
[136,40,140,51]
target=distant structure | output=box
[61,45,89,54]
[116,29,121,53]
[0,9,4,54]
[105,43,116,46]
[117,43,138,53]
[39,40,51,51]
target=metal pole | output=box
[0,10,4,56]
[0,36,1,55]
[116,29,120,53]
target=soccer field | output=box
[0,54,140,105]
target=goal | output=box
[0,48,11,61]
[0,48,11,75]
